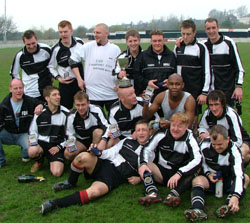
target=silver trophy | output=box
[113,51,132,86]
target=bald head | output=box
[94,23,109,45]
[10,78,24,88]
[95,23,109,32]
[118,86,137,109]
[9,78,24,102]
[168,73,183,83]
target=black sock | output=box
[169,189,180,198]
[68,162,84,186]
[53,192,82,208]
[191,185,205,210]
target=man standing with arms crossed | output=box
[69,23,121,112]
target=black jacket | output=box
[134,45,176,96]
[0,94,42,133]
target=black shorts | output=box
[156,163,177,185]
[84,158,124,191]
[77,126,103,148]
[38,140,65,163]
[156,163,196,188]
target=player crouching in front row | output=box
[184,125,249,221]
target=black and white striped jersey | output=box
[48,37,84,80]
[202,34,245,101]
[66,104,109,142]
[140,128,201,177]
[10,43,52,98]
[198,106,250,147]
[101,137,142,178]
[200,139,244,199]
[174,38,211,98]
[109,97,160,139]
[29,105,69,148]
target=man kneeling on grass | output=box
[40,119,151,214]
[184,125,249,221]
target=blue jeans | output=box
[0,129,29,165]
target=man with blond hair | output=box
[138,113,201,207]
[48,20,84,109]
[69,23,121,112]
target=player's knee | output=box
[51,168,63,177]
[74,152,90,166]
[92,128,103,139]
[89,186,107,199]
[28,146,39,158]
[192,175,208,188]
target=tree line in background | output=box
[0,6,249,41]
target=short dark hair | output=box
[125,29,140,40]
[181,19,196,32]
[210,124,228,140]
[43,85,59,98]
[205,17,219,26]
[150,30,164,38]
[135,119,149,128]
[207,90,227,110]
[74,91,89,102]
[22,30,37,42]
[58,20,73,30]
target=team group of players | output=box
[0,18,249,221]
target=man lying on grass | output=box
[40,119,151,214]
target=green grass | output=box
[0,42,250,223]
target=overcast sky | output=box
[1,0,250,32]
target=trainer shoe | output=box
[22,157,30,162]
[30,162,42,173]
[215,205,231,218]
[53,180,74,192]
[184,208,208,221]
[163,194,181,207]
[138,192,162,206]
[40,200,56,215]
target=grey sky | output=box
[1,0,250,32]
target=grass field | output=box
[0,42,250,223]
